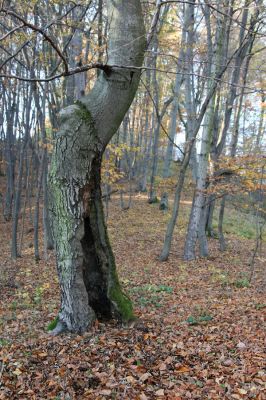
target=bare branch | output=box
[0,39,29,70]
[0,7,69,73]
[0,23,24,41]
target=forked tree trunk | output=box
[48,0,145,334]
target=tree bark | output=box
[4,90,17,221]
[48,0,146,334]
[218,195,226,251]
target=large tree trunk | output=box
[48,0,145,334]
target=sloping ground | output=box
[0,195,265,399]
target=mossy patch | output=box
[75,100,94,127]
[109,284,135,322]
[47,316,59,331]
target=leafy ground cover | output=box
[0,195,265,399]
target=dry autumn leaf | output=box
[99,389,112,396]
[13,368,22,376]
[175,366,190,373]
[139,393,148,400]
[139,372,151,382]
[155,389,165,397]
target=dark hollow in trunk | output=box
[81,156,116,321]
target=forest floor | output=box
[0,194,265,400]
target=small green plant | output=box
[187,315,198,325]
[220,383,226,390]
[138,294,162,308]
[33,287,43,304]
[234,275,250,288]
[0,338,10,346]
[211,270,231,286]
[187,314,213,325]
[157,284,173,293]
[138,296,150,306]
[187,307,213,325]
[140,284,173,293]
[199,314,213,322]
[130,283,173,308]
[255,303,266,310]
[11,301,18,311]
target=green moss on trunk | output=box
[75,100,94,126]
[109,281,135,321]
[47,316,59,331]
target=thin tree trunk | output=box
[184,0,197,182]
[159,158,189,261]
[218,195,226,251]
[11,83,32,258]
[11,141,24,258]
[43,153,54,253]
[34,151,45,261]
[18,148,31,255]
[4,93,16,221]
[148,40,160,203]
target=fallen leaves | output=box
[0,196,265,399]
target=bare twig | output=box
[140,75,185,155]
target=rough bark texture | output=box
[48,0,145,334]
